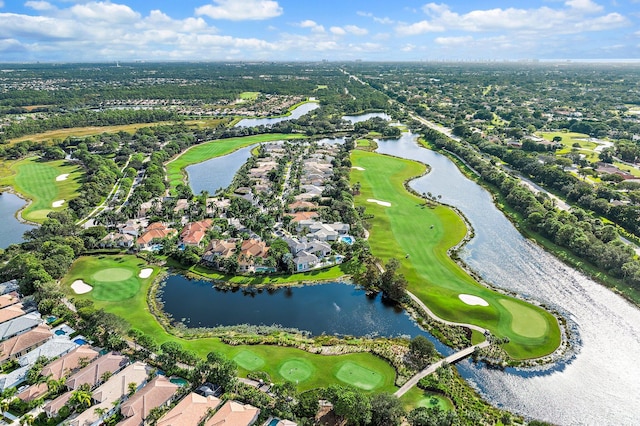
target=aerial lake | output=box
[342,112,391,123]
[186,144,255,195]
[0,192,35,248]
[234,102,319,128]
[159,275,448,347]
[376,133,640,425]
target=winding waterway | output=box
[376,133,640,425]
[342,112,391,124]
[0,192,35,248]
[234,102,319,128]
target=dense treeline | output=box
[424,128,640,292]
[0,108,178,142]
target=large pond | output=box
[160,275,448,346]
[342,112,391,124]
[0,192,34,248]
[234,102,319,128]
[376,133,640,425]
[186,145,255,195]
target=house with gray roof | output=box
[293,251,319,272]
[19,337,78,367]
[0,365,29,392]
[0,280,18,296]
[0,313,41,342]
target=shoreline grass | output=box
[61,255,397,392]
[165,133,306,194]
[350,150,561,359]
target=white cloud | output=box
[71,1,139,24]
[330,25,368,36]
[396,2,629,35]
[434,35,473,46]
[25,1,54,11]
[297,20,325,33]
[195,0,282,21]
[357,11,394,25]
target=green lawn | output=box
[350,150,561,359]
[538,131,600,162]
[400,387,454,411]
[62,255,397,392]
[165,134,306,194]
[0,157,83,222]
[239,91,260,100]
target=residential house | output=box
[100,232,135,248]
[17,382,48,403]
[180,219,213,247]
[65,352,128,391]
[288,211,319,223]
[0,313,41,342]
[173,198,190,215]
[204,400,260,426]
[0,324,52,364]
[18,337,78,367]
[238,239,269,273]
[0,365,29,392]
[202,239,237,266]
[137,223,177,249]
[288,201,318,212]
[117,219,148,237]
[0,292,20,309]
[44,391,72,418]
[273,420,297,426]
[0,304,26,324]
[205,198,230,216]
[156,393,221,426]
[41,345,99,380]
[0,279,19,296]
[69,362,150,426]
[295,184,323,201]
[284,237,331,258]
[293,251,319,272]
[118,376,179,426]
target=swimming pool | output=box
[54,329,66,336]
[340,235,354,245]
[73,338,87,345]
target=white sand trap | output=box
[367,198,391,207]
[52,200,65,208]
[459,294,489,306]
[71,280,93,294]
[55,174,70,181]
[351,166,365,171]
[139,268,153,279]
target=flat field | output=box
[0,157,83,222]
[62,255,397,392]
[166,133,305,193]
[350,150,561,359]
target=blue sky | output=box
[0,0,638,62]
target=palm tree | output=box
[70,389,93,411]
[127,382,138,396]
[20,414,34,426]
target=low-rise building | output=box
[0,313,41,342]
[204,400,260,426]
[0,324,52,364]
[156,392,221,426]
[41,345,99,380]
[18,337,78,367]
[119,376,179,426]
[65,352,128,391]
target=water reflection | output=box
[0,192,35,248]
[234,102,319,128]
[186,145,255,195]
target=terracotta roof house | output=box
[44,391,72,418]
[0,292,20,309]
[118,376,179,426]
[288,201,318,212]
[238,239,270,273]
[137,223,177,249]
[0,324,52,364]
[288,211,319,223]
[0,304,26,324]
[156,392,221,426]
[17,382,48,403]
[204,400,260,426]
[41,345,99,380]
[180,219,213,247]
[202,239,237,266]
[65,352,128,391]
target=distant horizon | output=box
[1,1,638,62]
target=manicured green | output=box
[279,359,314,383]
[334,362,384,390]
[62,255,397,392]
[91,267,133,282]
[65,256,145,302]
[233,350,266,370]
[0,157,83,222]
[400,387,454,411]
[166,134,305,194]
[350,150,561,359]
[239,91,260,100]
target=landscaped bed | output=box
[350,149,561,359]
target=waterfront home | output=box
[156,392,221,426]
[180,219,213,247]
[293,251,319,272]
[137,223,177,249]
[119,376,179,426]
[202,239,237,267]
[238,239,270,273]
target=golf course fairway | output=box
[0,157,83,222]
[350,149,561,359]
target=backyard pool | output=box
[340,235,354,245]
[73,338,87,345]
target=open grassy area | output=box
[62,255,397,392]
[400,387,454,412]
[538,131,600,162]
[0,157,83,222]
[166,133,306,194]
[239,91,260,100]
[350,150,561,359]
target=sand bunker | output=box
[351,166,365,171]
[52,200,65,208]
[367,199,391,207]
[55,174,70,181]
[459,294,489,306]
[71,280,93,294]
[138,268,153,279]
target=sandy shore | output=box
[367,198,391,207]
[458,294,489,306]
[52,200,65,208]
[138,268,153,279]
[71,280,93,294]
[351,166,365,171]
[56,174,70,181]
